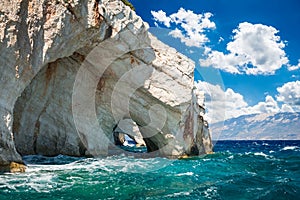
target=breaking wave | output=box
[1,140,299,199]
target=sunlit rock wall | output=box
[0,0,212,171]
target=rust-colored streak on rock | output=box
[93,1,103,27]
[97,77,106,92]
[130,55,135,64]
[44,60,58,95]
[44,2,56,22]
[73,52,85,62]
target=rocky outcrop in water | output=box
[0,0,212,172]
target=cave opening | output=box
[113,127,147,154]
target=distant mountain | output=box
[210,112,300,140]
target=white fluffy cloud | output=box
[151,8,216,47]
[200,22,289,75]
[276,81,300,106]
[248,95,280,114]
[195,81,296,123]
[151,10,171,27]
[195,81,249,123]
[281,104,295,113]
[287,59,300,71]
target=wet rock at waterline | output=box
[0,0,212,171]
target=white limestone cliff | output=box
[0,0,212,172]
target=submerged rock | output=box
[0,0,212,171]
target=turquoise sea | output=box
[1,140,299,199]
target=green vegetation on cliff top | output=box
[121,0,135,11]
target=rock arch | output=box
[113,119,146,148]
[0,0,212,172]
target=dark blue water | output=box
[0,140,299,199]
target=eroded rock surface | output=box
[0,0,212,170]
[113,119,146,147]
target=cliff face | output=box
[0,0,212,171]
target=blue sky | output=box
[130,0,300,123]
